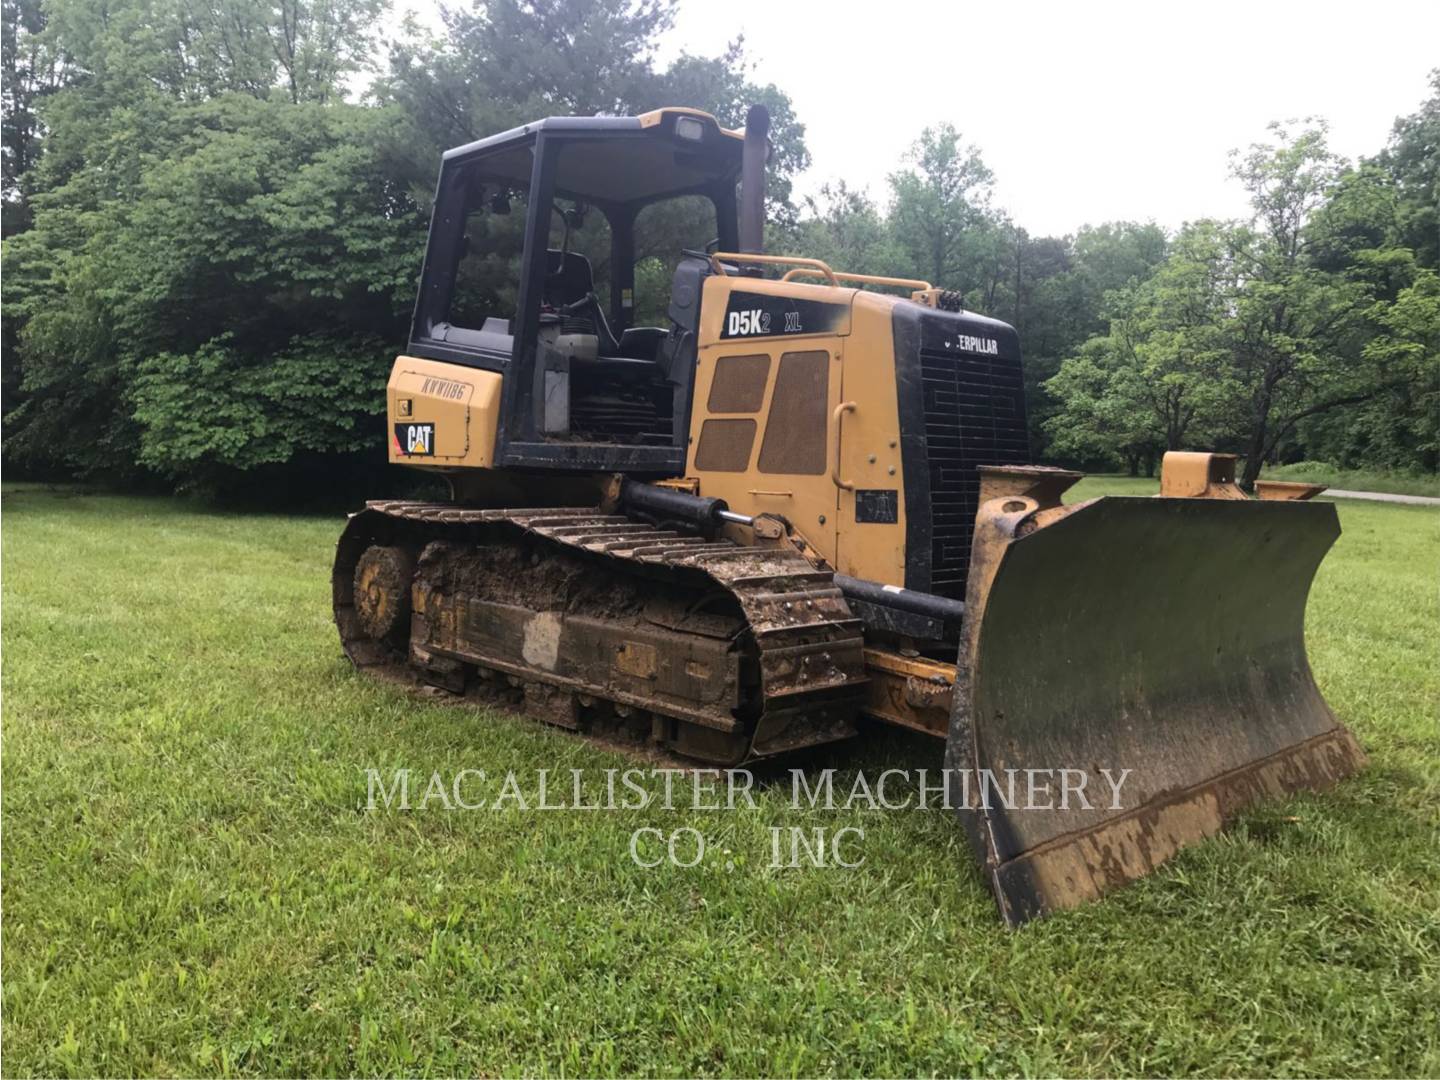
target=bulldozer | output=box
[334,105,1365,925]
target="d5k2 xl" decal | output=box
[720,290,847,340]
[393,423,436,456]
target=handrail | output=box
[706,252,934,294]
[708,252,839,286]
[831,401,858,491]
[782,267,933,292]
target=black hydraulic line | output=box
[618,483,965,633]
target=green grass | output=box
[1259,461,1440,498]
[3,480,1438,1077]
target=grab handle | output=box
[831,401,858,491]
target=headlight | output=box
[674,116,704,142]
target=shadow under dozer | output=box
[945,455,1365,926]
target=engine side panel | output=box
[686,275,851,570]
[834,292,909,586]
[684,277,912,588]
[387,356,503,469]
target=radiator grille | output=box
[919,347,1029,599]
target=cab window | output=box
[632,194,718,326]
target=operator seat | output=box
[543,249,595,309]
[652,253,709,383]
[542,248,626,358]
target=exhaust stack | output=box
[739,104,770,256]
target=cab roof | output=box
[441,108,744,207]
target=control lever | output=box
[558,292,598,317]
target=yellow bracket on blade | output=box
[1160,451,1250,499]
[1160,452,1327,500]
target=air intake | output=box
[917,341,1029,599]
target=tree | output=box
[376,5,807,208]
[1376,69,1438,271]
[1,0,407,487]
[1043,339,1161,475]
[654,40,807,217]
[887,123,1003,300]
[6,0,1431,496]
[3,94,426,487]
[1046,121,1420,485]
[1045,223,1236,473]
[792,181,904,279]
[1357,267,1440,470]
[1,0,68,235]
[1223,121,1397,486]
[1000,221,1168,458]
[1293,260,1440,473]
[2,0,809,493]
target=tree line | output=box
[788,100,1437,487]
[2,0,1435,496]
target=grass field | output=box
[3,478,1437,1077]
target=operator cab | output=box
[408,108,747,474]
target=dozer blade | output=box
[946,489,1365,926]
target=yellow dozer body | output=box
[334,106,1363,924]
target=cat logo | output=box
[393,423,436,456]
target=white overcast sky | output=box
[656,0,1438,236]
[388,0,1437,237]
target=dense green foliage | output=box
[1,0,803,491]
[4,482,1437,1074]
[1,0,1435,491]
[1043,113,1439,484]
[793,103,1438,480]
